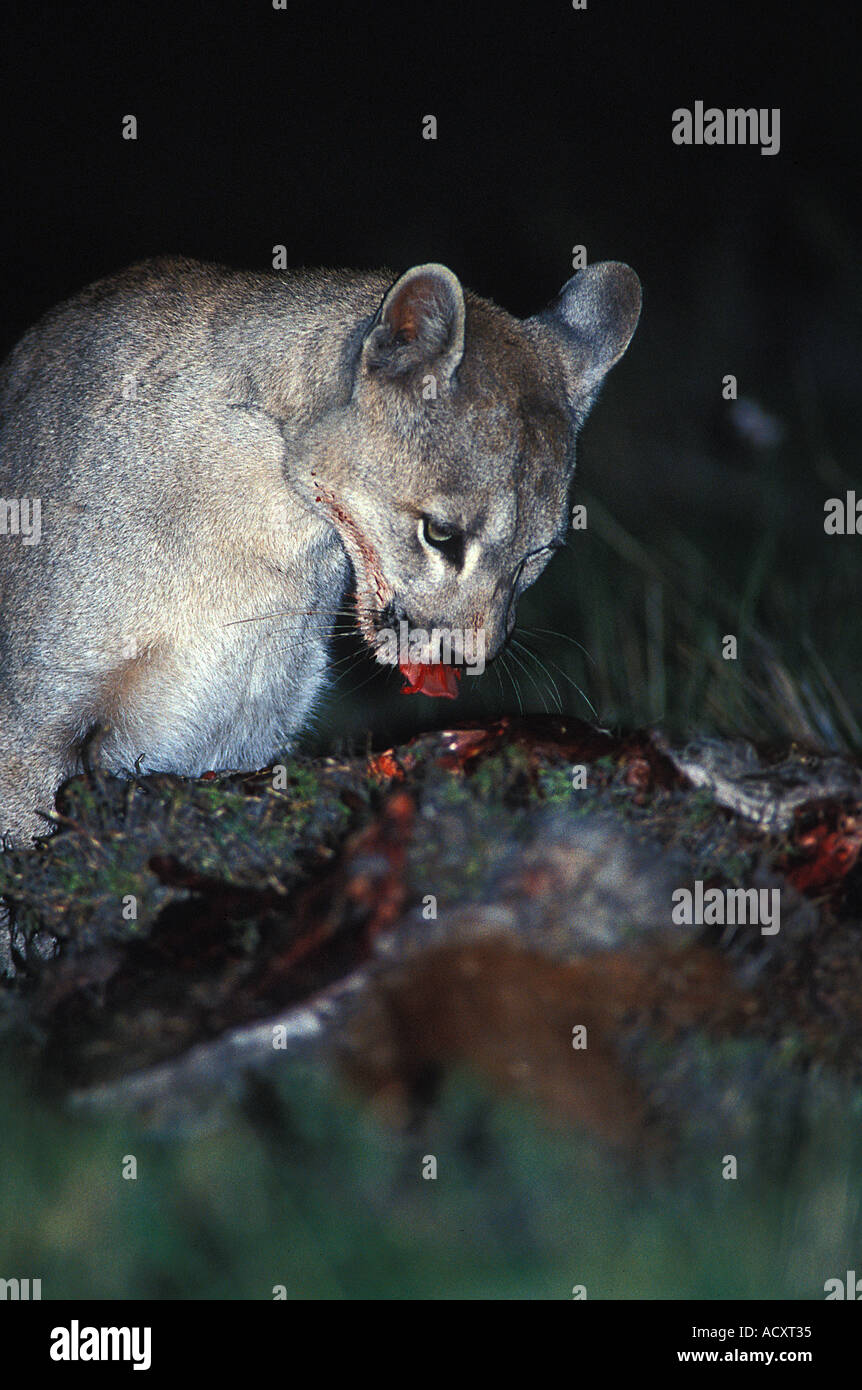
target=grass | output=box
[540,492,862,750]
[3,1043,862,1300]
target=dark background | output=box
[1,0,854,329]
[2,0,860,746]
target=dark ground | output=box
[2,719,862,1297]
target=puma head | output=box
[311,259,641,665]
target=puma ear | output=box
[362,263,466,381]
[534,261,641,409]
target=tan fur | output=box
[0,256,640,849]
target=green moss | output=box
[685,787,720,827]
[1,758,361,956]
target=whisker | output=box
[498,651,524,717]
[244,616,357,640]
[326,646,375,673]
[540,656,597,717]
[506,642,552,713]
[224,606,357,627]
[511,637,562,713]
[328,650,378,683]
[517,633,599,718]
[339,662,390,701]
[519,626,597,667]
[511,636,558,711]
[513,638,563,710]
[257,622,358,644]
[491,657,505,710]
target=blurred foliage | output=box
[2,1040,862,1300]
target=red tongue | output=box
[398,662,462,699]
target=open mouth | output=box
[397,661,462,699]
[361,606,465,700]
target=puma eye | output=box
[421,516,465,562]
[423,517,456,545]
